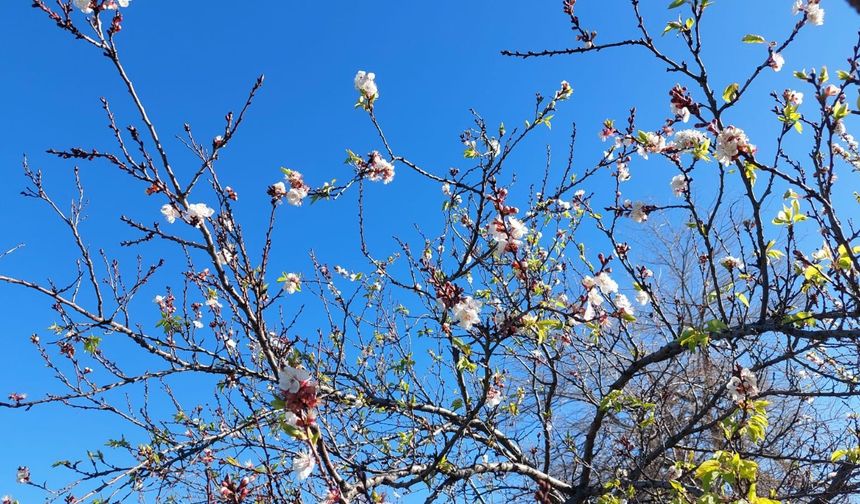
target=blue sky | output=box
[1,1,858,502]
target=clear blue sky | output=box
[1,1,857,502]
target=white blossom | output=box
[769,52,785,72]
[486,387,503,408]
[672,129,709,152]
[720,256,745,271]
[354,71,378,99]
[637,131,667,158]
[587,288,604,307]
[812,243,832,262]
[715,126,754,165]
[367,152,395,184]
[806,3,825,25]
[186,203,215,222]
[629,201,649,223]
[278,366,312,394]
[594,272,618,295]
[670,174,689,197]
[806,352,825,366]
[286,187,307,206]
[614,293,634,317]
[161,204,181,224]
[215,249,233,266]
[74,0,93,13]
[617,162,630,182]
[784,89,804,106]
[793,0,824,24]
[489,216,528,254]
[581,302,596,322]
[727,367,759,402]
[16,467,29,484]
[635,290,650,306]
[292,450,315,480]
[792,0,804,14]
[670,103,691,123]
[270,181,287,197]
[282,411,299,427]
[452,296,482,330]
[280,273,301,294]
[282,169,310,206]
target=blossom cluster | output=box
[577,272,640,324]
[672,129,709,153]
[276,366,320,480]
[720,255,745,271]
[275,169,311,206]
[277,365,319,417]
[486,373,505,408]
[354,70,378,110]
[715,126,756,165]
[489,216,528,255]
[487,188,528,255]
[670,174,689,197]
[74,0,131,13]
[784,89,804,106]
[669,84,697,123]
[280,272,301,294]
[793,0,825,25]
[365,151,395,184]
[626,200,651,224]
[452,296,482,330]
[727,367,759,403]
[15,467,29,485]
[161,202,215,227]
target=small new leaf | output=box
[742,34,766,44]
[723,83,739,103]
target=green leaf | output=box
[741,34,766,44]
[832,101,850,121]
[668,0,686,7]
[663,20,683,35]
[744,161,758,187]
[832,449,848,462]
[282,423,305,440]
[723,83,739,103]
[83,335,102,355]
[695,459,721,480]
